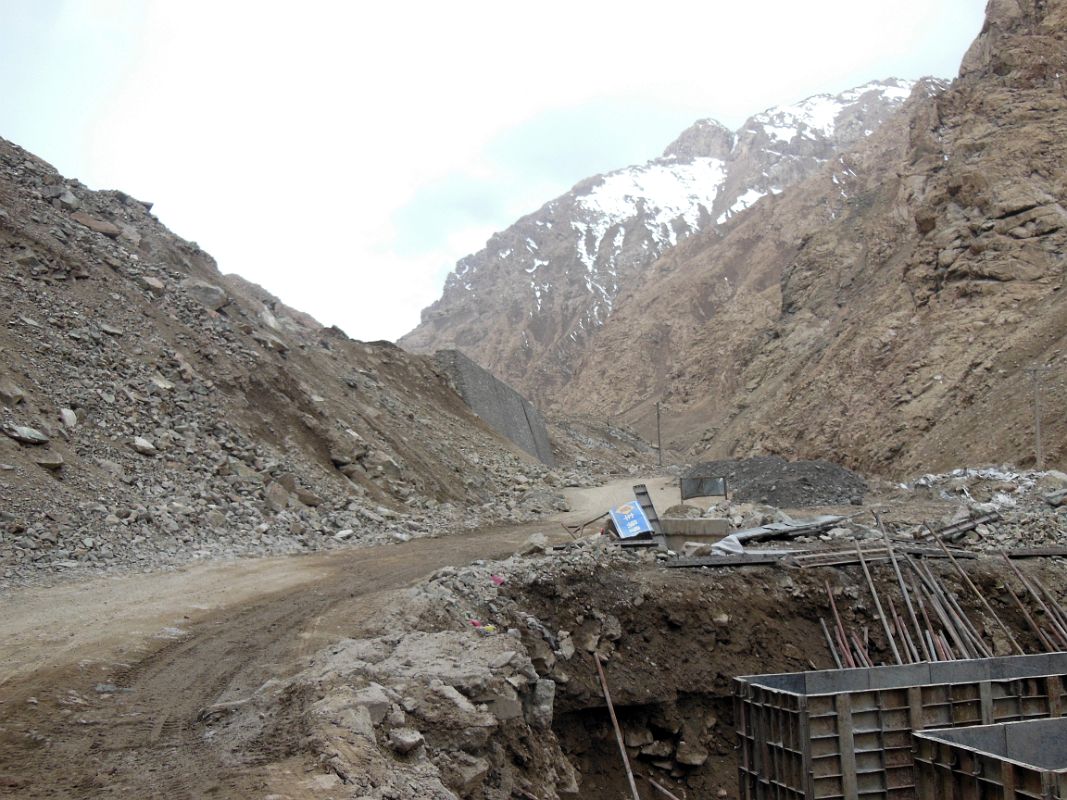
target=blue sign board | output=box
[610,501,653,539]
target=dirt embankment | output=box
[0,476,654,798]
[0,525,552,798]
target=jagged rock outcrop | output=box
[401,80,916,402]
[559,0,1067,476]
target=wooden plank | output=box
[665,553,785,568]
[1006,547,1067,559]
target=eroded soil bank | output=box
[221,530,1061,800]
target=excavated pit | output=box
[256,537,1062,800]
[500,563,835,799]
[495,553,1057,800]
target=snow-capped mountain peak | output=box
[401,78,929,399]
[750,78,914,144]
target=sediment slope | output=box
[0,138,568,583]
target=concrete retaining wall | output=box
[435,350,554,466]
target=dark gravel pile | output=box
[684,456,866,507]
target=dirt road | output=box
[0,476,668,797]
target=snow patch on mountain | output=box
[717,187,770,224]
[752,78,914,144]
[578,157,727,240]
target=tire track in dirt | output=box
[0,524,549,798]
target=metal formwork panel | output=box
[735,653,1067,800]
[914,718,1067,799]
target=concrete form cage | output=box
[914,718,1067,800]
[734,653,1067,800]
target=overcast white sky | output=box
[1,1,986,341]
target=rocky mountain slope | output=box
[559,0,1067,476]
[401,79,917,401]
[0,138,644,585]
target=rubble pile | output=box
[902,467,1067,551]
[244,466,1067,799]
[684,456,867,507]
[0,137,649,587]
[223,535,856,799]
[215,539,645,800]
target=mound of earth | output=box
[684,455,866,507]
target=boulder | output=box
[518,532,549,556]
[180,278,229,311]
[1036,471,1067,493]
[0,378,24,406]
[387,727,424,754]
[34,451,64,471]
[351,683,392,725]
[676,738,710,766]
[2,424,49,445]
[294,487,324,507]
[139,275,166,296]
[129,436,157,456]
[525,679,555,729]
[265,481,290,512]
[70,211,121,238]
[444,754,490,796]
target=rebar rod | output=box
[887,596,917,663]
[910,560,978,659]
[820,617,843,669]
[1003,579,1056,652]
[910,572,941,661]
[878,515,932,661]
[1035,578,1067,629]
[924,559,994,658]
[857,543,903,664]
[931,534,1023,654]
[850,631,872,667]
[936,633,954,661]
[645,776,685,800]
[593,653,642,800]
[1001,554,1067,648]
[826,581,856,668]
[926,630,941,661]
[1034,578,1067,643]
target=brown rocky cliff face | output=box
[563,0,1067,477]
[401,81,916,406]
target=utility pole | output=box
[1025,365,1049,470]
[656,401,663,467]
